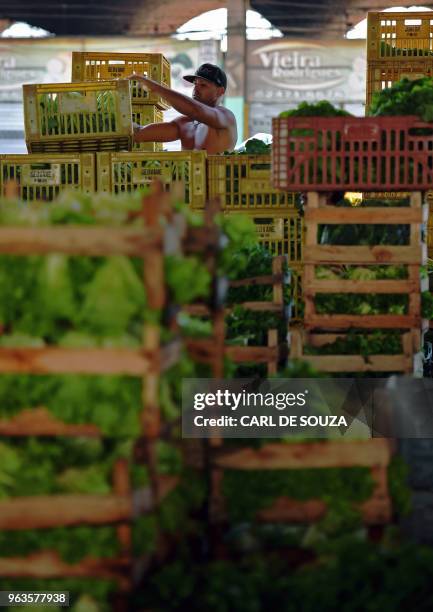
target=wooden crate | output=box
[213,439,393,525]
[185,255,290,376]
[72,52,171,110]
[288,191,428,376]
[290,328,422,375]
[302,191,428,331]
[0,187,184,604]
[24,80,133,153]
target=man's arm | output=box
[134,120,179,143]
[130,75,233,130]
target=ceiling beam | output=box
[252,0,341,9]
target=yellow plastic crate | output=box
[131,104,163,152]
[0,153,95,200]
[96,151,207,208]
[72,52,171,110]
[207,155,298,211]
[366,59,433,108]
[23,80,133,154]
[225,210,304,262]
[367,11,433,61]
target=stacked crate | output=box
[3,78,133,201]
[272,114,432,375]
[96,150,207,209]
[72,52,171,152]
[206,154,303,319]
[366,11,433,109]
[366,11,433,251]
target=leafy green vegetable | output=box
[368,77,433,122]
[279,101,353,118]
[222,466,373,522]
[165,255,211,304]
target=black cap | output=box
[183,63,227,90]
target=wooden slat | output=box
[183,304,211,316]
[0,551,130,585]
[305,207,423,224]
[224,345,279,363]
[305,314,420,329]
[0,227,161,256]
[305,245,421,264]
[0,495,132,530]
[307,333,350,347]
[133,476,179,516]
[303,354,409,372]
[229,274,284,288]
[0,347,151,376]
[238,301,282,312]
[267,329,278,376]
[257,493,391,525]
[161,338,183,372]
[183,302,282,316]
[0,476,179,531]
[213,440,391,470]
[272,256,285,307]
[305,279,416,294]
[185,338,213,364]
[0,407,101,437]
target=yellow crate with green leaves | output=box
[207,154,298,211]
[23,81,133,153]
[0,153,95,200]
[71,52,171,110]
[366,58,433,108]
[366,11,433,107]
[367,11,433,61]
[96,151,207,208]
[225,209,303,262]
[131,104,163,152]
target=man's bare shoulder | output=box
[215,105,236,124]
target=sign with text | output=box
[246,39,366,106]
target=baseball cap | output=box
[183,63,227,90]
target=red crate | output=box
[272,115,433,191]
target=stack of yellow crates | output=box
[366,11,433,249]
[12,78,135,201]
[1,52,174,203]
[366,11,433,109]
[72,52,171,151]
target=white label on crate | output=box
[363,191,410,200]
[400,72,426,81]
[22,164,61,186]
[132,161,171,184]
[58,91,97,114]
[254,218,284,240]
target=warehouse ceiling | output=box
[0,0,430,37]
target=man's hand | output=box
[128,73,153,92]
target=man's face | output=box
[192,77,224,106]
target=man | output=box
[130,63,237,154]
